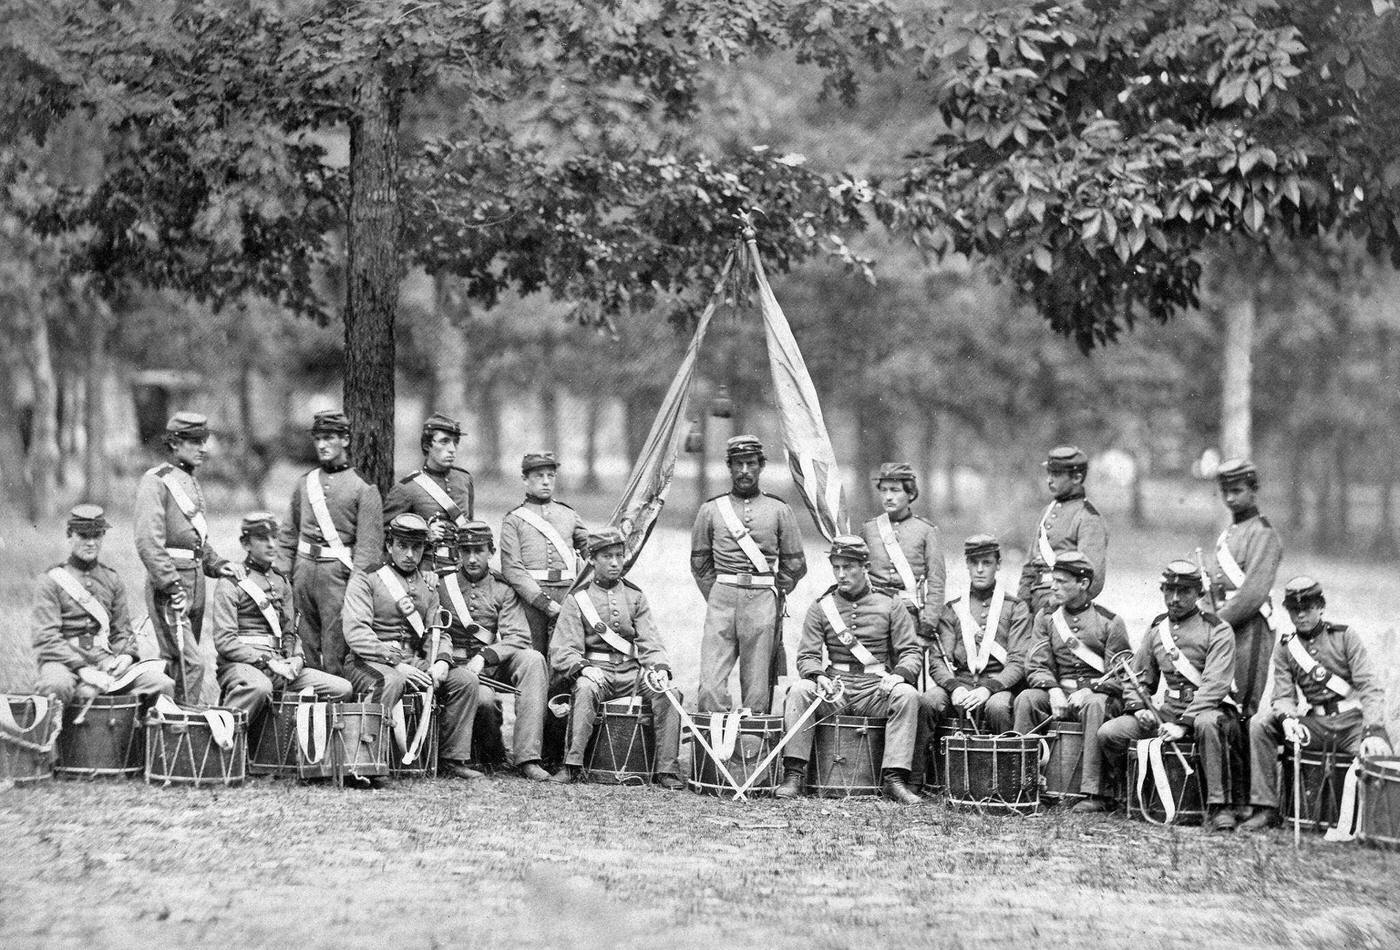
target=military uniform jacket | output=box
[31,557,136,669]
[551,578,671,680]
[135,461,229,592]
[859,512,946,631]
[1017,488,1108,601]
[1209,507,1283,628]
[796,584,922,685]
[211,561,301,667]
[276,463,384,575]
[690,490,807,598]
[439,568,533,666]
[1025,601,1129,695]
[499,498,588,611]
[383,465,474,528]
[1270,622,1387,738]
[341,566,453,667]
[1125,609,1234,727]
[931,588,1032,694]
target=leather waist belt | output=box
[237,633,279,649]
[451,645,477,660]
[165,548,197,561]
[585,650,634,665]
[297,539,352,562]
[1308,698,1363,717]
[528,569,573,583]
[1059,677,1093,691]
[717,573,775,588]
[832,661,887,675]
[1164,686,1194,701]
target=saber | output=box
[655,683,747,799]
[1292,734,1303,849]
[1107,650,1193,775]
[734,680,844,798]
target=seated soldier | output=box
[775,535,925,805]
[33,504,174,705]
[1240,576,1394,831]
[925,533,1031,735]
[1098,560,1238,831]
[342,513,481,780]
[440,521,551,781]
[548,527,683,788]
[1013,550,1130,813]
[212,512,353,730]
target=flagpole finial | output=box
[732,209,759,242]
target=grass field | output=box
[2,467,1399,948]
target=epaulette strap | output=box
[621,578,642,591]
[1082,500,1100,515]
[1094,604,1118,620]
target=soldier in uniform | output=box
[1206,458,1283,718]
[342,513,481,780]
[1017,446,1108,615]
[690,435,807,714]
[212,513,353,730]
[859,462,945,643]
[499,452,589,656]
[1013,551,1130,812]
[924,534,1032,735]
[549,528,684,788]
[33,505,174,704]
[773,536,924,804]
[134,411,243,703]
[440,521,552,781]
[1240,576,1393,831]
[383,412,474,568]
[1097,560,1239,831]
[276,409,383,676]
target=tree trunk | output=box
[693,408,709,503]
[430,273,469,422]
[25,313,60,521]
[477,376,503,479]
[919,413,937,512]
[344,63,404,496]
[1129,447,1149,529]
[583,391,603,492]
[1220,288,1255,460]
[83,318,111,504]
[0,351,32,513]
[1335,431,1352,546]
[540,386,560,457]
[622,389,660,467]
[1288,435,1308,533]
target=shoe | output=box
[1207,806,1237,833]
[1238,806,1279,832]
[655,773,686,791]
[1071,796,1110,814]
[518,762,552,782]
[549,766,577,784]
[441,760,485,780]
[883,773,922,806]
[774,768,805,800]
[343,774,385,790]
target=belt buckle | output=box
[78,634,94,650]
[737,572,752,586]
[546,568,562,583]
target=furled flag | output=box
[745,234,849,540]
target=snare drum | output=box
[1358,755,1400,851]
[1282,747,1355,832]
[0,695,62,784]
[807,715,886,798]
[390,691,437,779]
[686,711,783,798]
[248,693,302,776]
[145,706,248,787]
[1126,740,1203,825]
[1042,720,1085,801]
[299,702,390,782]
[584,697,655,785]
[56,693,145,779]
[945,733,1041,814]
[924,713,979,793]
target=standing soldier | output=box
[441,522,552,781]
[276,409,383,676]
[1240,577,1393,831]
[690,435,807,714]
[134,411,243,704]
[499,452,589,656]
[549,528,685,788]
[1206,458,1283,718]
[383,412,474,569]
[342,513,482,780]
[1017,446,1108,615]
[33,505,175,705]
[859,462,945,643]
[925,534,1032,735]
[774,536,924,805]
[1097,560,1239,831]
[1013,551,1130,813]
[213,513,353,731]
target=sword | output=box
[733,678,844,798]
[1106,650,1193,775]
[649,674,747,799]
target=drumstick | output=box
[479,675,520,697]
[656,687,747,800]
[72,690,100,726]
[734,682,843,798]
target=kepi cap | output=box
[1160,559,1204,588]
[963,533,1000,559]
[459,521,494,549]
[725,435,765,462]
[67,504,110,535]
[1043,445,1088,472]
[239,511,279,539]
[1051,550,1094,581]
[873,462,917,484]
[387,513,430,542]
[165,411,210,440]
[1282,575,1324,609]
[521,452,559,475]
[828,535,870,563]
[1215,457,1258,487]
[586,527,627,556]
[309,409,351,435]
[422,412,462,440]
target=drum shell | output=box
[1043,720,1085,801]
[686,713,783,798]
[390,691,437,779]
[1281,748,1354,832]
[925,713,980,792]
[56,693,145,779]
[584,698,655,785]
[1358,755,1400,850]
[248,693,302,776]
[1126,741,1204,825]
[310,702,388,780]
[808,715,886,798]
[144,707,248,787]
[0,695,62,784]
[945,734,1041,814]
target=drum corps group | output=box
[17,408,1395,836]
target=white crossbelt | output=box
[1035,501,1058,567]
[574,590,636,657]
[511,506,578,582]
[303,470,354,568]
[375,566,426,638]
[819,595,885,673]
[1215,527,1275,627]
[1051,608,1105,673]
[46,567,111,646]
[1155,619,1203,687]
[441,574,495,645]
[875,514,921,605]
[954,588,1007,674]
[1285,633,1354,700]
[237,577,284,640]
[1135,737,1194,825]
[717,496,772,575]
[412,472,468,527]
[155,467,209,545]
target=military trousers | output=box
[36,660,174,705]
[1014,688,1120,796]
[521,583,572,657]
[473,648,548,765]
[292,558,353,676]
[346,656,479,764]
[564,664,681,777]
[783,675,921,773]
[1232,614,1275,718]
[698,583,778,714]
[146,566,209,705]
[216,661,353,729]
[922,684,1017,734]
[1099,708,1237,805]
[1248,708,1364,809]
